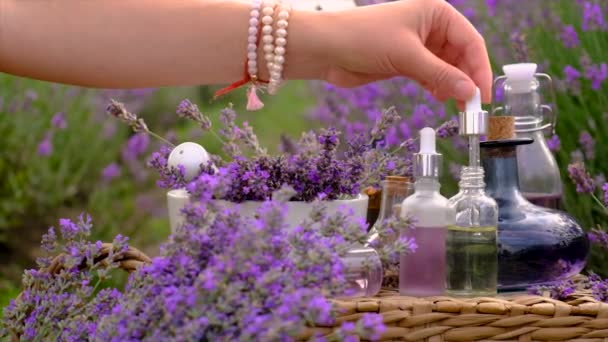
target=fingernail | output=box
[453,80,475,100]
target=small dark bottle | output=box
[481,138,589,291]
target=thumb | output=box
[399,43,476,102]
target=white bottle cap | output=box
[419,127,436,154]
[167,142,213,181]
[415,127,441,178]
[459,87,488,136]
[502,63,537,94]
[465,87,482,113]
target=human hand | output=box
[308,0,492,105]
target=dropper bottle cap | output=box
[414,127,442,178]
[458,87,488,136]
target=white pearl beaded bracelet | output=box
[246,0,262,81]
[268,3,291,95]
[213,0,290,111]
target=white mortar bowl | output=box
[167,189,369,232]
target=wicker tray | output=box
[11,244,608,341]
[300,287,608,341]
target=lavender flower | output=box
[37,133,53,156]
[603,183,608,207]
[2,215,127,341]
[584,62,608,90]
[560,25,580,48]
[101,163,121,182]
[122,133,150,162]
[582,1,606,31]
[547,134,561,152]
[588,228,608,249]
[370,107,401,143]
[176,99,212,131]
[568,162,596,193]
[358,313,386,341]
[485,0,497,16]
[528,280,576,300]
[579,130,595,159]
[51,112,67,130]
[591,277,608,302]
[564,65,581,82]
[106,99,149,134]
[147,145,187,189]
[436,119,459,138]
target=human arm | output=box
[0,0,326,89]
[0,0,491,103]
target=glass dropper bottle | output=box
[447,88,498,296]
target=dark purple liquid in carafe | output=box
[523,193,562,210]
[496,203,588,290]
[481,140,589,291]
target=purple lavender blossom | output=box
[101,163,121,182]
[176,99,211,131]
[106,99,149,133]
[147,145,187,189]
[528,280,576,300]
[436,119,459,138]
[591,277,608,302]
[560,25,580,48]
[603,183,608,207]
[567,162,596,193]
[584,62,608,90]
[122,133,150,162]
[547,135,561,152]
[485,0,497,16]
[2,215,126,341]
[37,133,53,156]
[588,229,608,249]
[564,65,581,82]
[582,1,606,31]
[359,313,386,341]
[579,130,595,159]
[51,112,67,129]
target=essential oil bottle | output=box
[446,87,499,296]
[399,127,454,296]
[447,166,498,296]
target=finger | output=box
[441,4,493,103]
[399,41,476,103]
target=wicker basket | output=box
[299,285,608,341]
[10,243,151,341]
[10,244,608,341]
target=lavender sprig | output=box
[106,99,174,147]
[568,162,596,193]
[176,99,212,131]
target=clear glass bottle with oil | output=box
[447,166,498,296]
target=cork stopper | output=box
[383,176,412,197]
[487,116,515,140]
[385,176,410,182]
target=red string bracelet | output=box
[213,5,269,102]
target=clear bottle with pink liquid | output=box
[399,128,455,297]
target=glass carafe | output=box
[493,63,562,209]
[480,138,588,291]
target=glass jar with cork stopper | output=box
[492,63,562,209]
